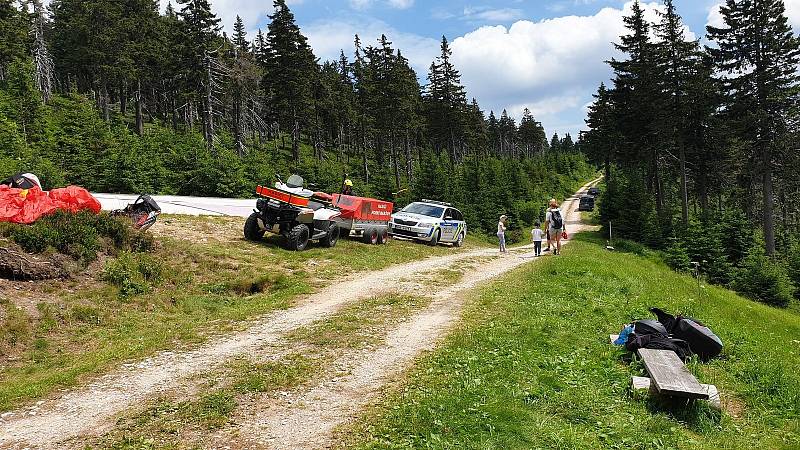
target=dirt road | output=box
[0,178,600,449]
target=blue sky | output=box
[181,0,800,137]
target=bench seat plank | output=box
[638,349,708,399]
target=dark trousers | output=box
[534,241,542,255]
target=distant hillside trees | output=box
[0,0,595,236]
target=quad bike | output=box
[244,174,341,251]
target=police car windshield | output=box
[402,203,444,218]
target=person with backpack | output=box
[545,199,564,255]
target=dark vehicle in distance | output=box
[588,187,600,196]
[578,195,595,212]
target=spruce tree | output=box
[424,36,467,163]
[264,0,316,162]
[0,1,28,82]
[609,0,664,215]
[654,0,704,225]
[233,15,248,54]
[584,82,616,182]
[706,0,800,255]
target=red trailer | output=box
[331,194,394,244]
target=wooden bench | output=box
[610,335,719,408]
[637,348,708,399]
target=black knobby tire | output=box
[286,224,310,251]
[321,223,340,248]
[454,232,464,247]
[428,229,440,246]
[244,213,265,241]
[377,227,389,244]
[361,227,374,244]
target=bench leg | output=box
[630,377,720,410]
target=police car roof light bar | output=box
[421,199,453,207]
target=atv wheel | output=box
[377,227,389,244]
[428,229,440,246]
[244,213,265,241]
[286,224,310,251]
[454,232,464,247]
[321,223,340,248]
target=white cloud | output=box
[449,1,672,135]
[708,0,800,30]
[462,6,525,22]
[349,0,372,10]
[303,17,439,76]
[387,0,414,9]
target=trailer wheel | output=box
[362,227,379,245]
[321,223,340,248]
[286,224,310,251]
[377,227,389,244]
[244,213,265,241]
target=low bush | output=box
[733,253,796,308]
[3,210,154,264]
[663,237,691,272]
[788,248,800,300]
[101,252,164,298]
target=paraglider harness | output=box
[113,194,161,231]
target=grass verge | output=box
[341,232,800,449]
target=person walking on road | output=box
[545,199,565,255]
[497,215,508,253]
[531,221,544,257]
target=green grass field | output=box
[343,233,800,449]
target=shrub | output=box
[663,238,691,272]
[4,210,154,264]
[102,252,163,298]
[788,248,800,300]
[733,254,796,308]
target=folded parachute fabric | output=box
[0,185,101,224]
[49,186,102,214]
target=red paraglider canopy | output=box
[0,185,101,224]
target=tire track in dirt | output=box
[219,178,602,449]
[0,178,600,449]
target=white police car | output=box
[389,200,467,247]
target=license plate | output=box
[394,225,412,231]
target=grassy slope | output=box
[0,217,490,411]
[344,233,800,450]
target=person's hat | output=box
[500,214,508,220]
[344,179,353,187]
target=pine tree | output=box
[584,82,616,182]
[706,0,800,255]
[177,0,221,145]
[654,0,704,225]
[264,0,316,162]
[233,15,248,54]
[0,1,28,82]
[609,0,665,215]
[424,36,467,162]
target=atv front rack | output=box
[256,185,310,208]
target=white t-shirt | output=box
[497,221,506,234]
[531,228,544,241]
[546,208,563,230]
